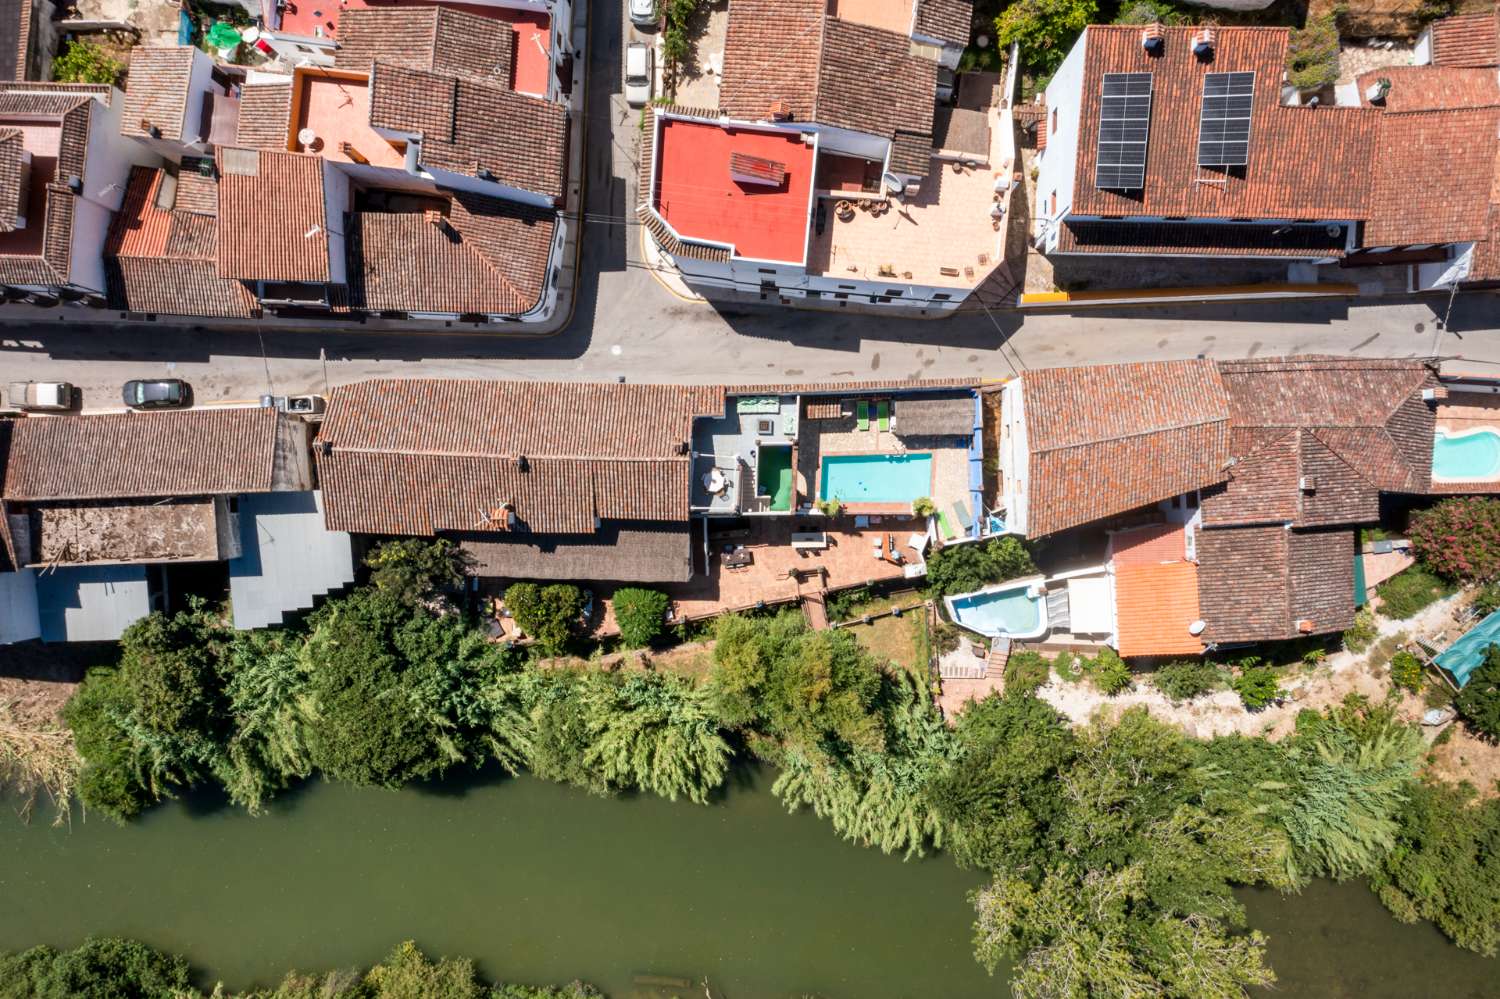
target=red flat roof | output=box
[654,119,813,264]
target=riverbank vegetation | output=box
[28,540,1500,993]
[0,937,599,998]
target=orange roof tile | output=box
[1110,522,1185,567]
[1115,561,1202,658]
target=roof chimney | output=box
[140,118,161,139]
[768,100,791,122]
[1141,23,1164,55]
[339,141,370,165]
[1193,27,1215,59]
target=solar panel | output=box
[1094,72,1153,190]
[1198,72,1255,167]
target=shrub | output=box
[1083,647,1131,695]
[1473,582,1500,618]
[912,496,936,517]
[1151,660,1222,703]
[1113,0,1188,25]
[506,582,585,656]
[612,587,669,649]
[1052,650,1082,681]
[62,670,151,823]
[1343,608,1378,653]
[816,498,843,517]
[1003,651,1050,696]
[825,586,871,623]
[1286,13,1339,91]
[51,40,123,85]
[995,0,1097,76]
[0,937,192,998]
[1409,497,1500,582]
[1389,651,1423,694]
[926,537,1036,597]
[1377,567,1454,620]
[1455,644,1500,740]
[1233,666,1284,711]
[365,538,464,604]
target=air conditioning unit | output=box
[756,418,775,435]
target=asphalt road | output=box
[1,9,1498,406]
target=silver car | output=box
[629,0,656,28]
[625,42,653,107]
[6,381,75,411]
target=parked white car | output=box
[629,0,656,28]
[625,42,653,107]
[6,381,75,411]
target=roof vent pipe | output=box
[1141,23,1164,55]
[1365,77,1391,104]
[1193,27,1215,59]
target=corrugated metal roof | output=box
[228,490,354,629]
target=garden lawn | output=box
[1376,567,1456,621]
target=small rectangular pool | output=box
[1433,428,1500,482]
[819,453,932,504]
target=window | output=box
[884,288,904,297]
[875,296,892,303]
[932,293,951,301]
[1050,190,1057,214]
[833,292,849,300]
[758,268,776,275]
[1050,107,1058,135]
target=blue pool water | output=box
[819,453,933,503]
[947,586,1043,637]
[1433,430,1500,481]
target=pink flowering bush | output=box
[1409,498,1500,582]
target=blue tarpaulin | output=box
[1435,608,1500,687]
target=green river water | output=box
[0,767,1495,998]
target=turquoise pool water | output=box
[1433,430,1500,481]
[819,453,933,503]
[947,585,1043,637]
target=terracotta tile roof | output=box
[1431,12,1499,68]
[1115,562,1202,657]
[215,149,329,282]
[888,130,933,177]
[0,127,22,230]
[1203,357,1436,528]
[0,0,24,80]
[335,7,513,85]
[1059,219,1350,258]
[315,380,725,536]
[914,0,972,46]
[1071,26,1380,221]
[103,166,258,318]
[0,91,94,287]
[1357,66,1500,112]
[1,408,285,501]
[456,523,696,582]
[1022,359,1231,537]
[1366,106,1500,247]
[347,191,556,316]
[720,0,823,123]
[1110,522,1185,566]
[120,46,196,141]
[173,158,218,215]
[719,0,938,169]
[1198,525,1355,643]
[234,82,291,150]
[818,18,936,139]
[368,63,567,199]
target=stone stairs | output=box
[986,636,1012,679]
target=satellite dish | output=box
[882,172,905,195]
[1188,620,1207,636]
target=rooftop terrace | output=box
[654,119,815,264]
[290,68,406,169]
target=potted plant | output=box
[816,498,843,518]
[912,496,936,517]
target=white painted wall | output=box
[321,160,349,286]
[1035,29,1088,251]
[179,47,221,149]
[67,196,112,294]
[424,162,558,208]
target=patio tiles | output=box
[1436,393,1500,434]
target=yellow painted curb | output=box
[640,225,708,305]
[1019,282,1360,307]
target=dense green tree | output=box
[924,537,1036,598]
[365,538,465,605]
[1231,666,1283,711]
[0,937,190,999]
[1455,644,1500,740]
[62,668,152,822]
[1408,496,1500,582]
[576,670,729,804]
[1151,660,1223,703]
[218,629,314,813]
[1371,779,1500,956]
[1002,651,1050,696]
[611,587,670,649]
[994,0,1096,76]
[928,693,1075,873]
[505,583,584,656]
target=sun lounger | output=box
[952,498,975,532]
[876,400,890,431]
[936,510,959,540]
[856,400,870,430]
[872,535,884,559]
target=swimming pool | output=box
[944,580,1047,639]
[1433,429,1500,482]
[818,453,933,504]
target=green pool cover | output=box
[757,448,793,511]
[1435,608,1500,687]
